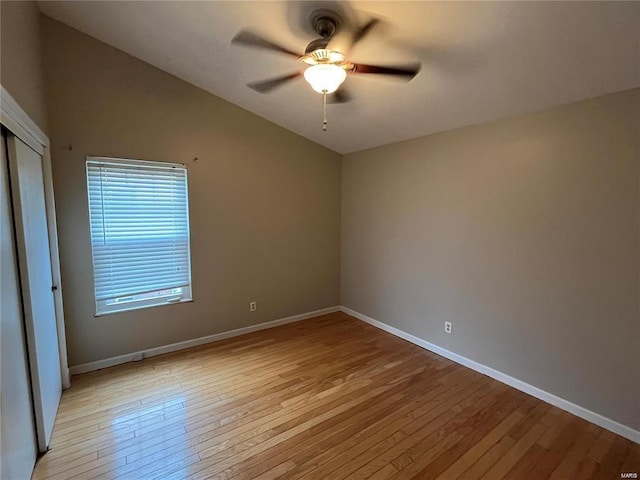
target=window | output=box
[86,157,192,315]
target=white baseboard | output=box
[69,306,340,375]
[340,306,640,445]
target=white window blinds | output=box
[86,157,192,315]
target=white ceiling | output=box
[39,1,639,154]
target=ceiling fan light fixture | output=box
[303,64,347,94]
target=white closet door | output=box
[1,132,38,479]
[7,134,62,451]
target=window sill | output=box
[94,298,193,317]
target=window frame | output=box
[86,156,193,316]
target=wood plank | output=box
[477,413,552,479]
[457,435,517,480]
[434,408,524,479]
[548,423,601,480]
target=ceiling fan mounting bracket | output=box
[308,9,342,38]
[314,17,336,38]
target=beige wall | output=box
[0,1,48,132]
[342,89,640,430]
[41,16,341,367]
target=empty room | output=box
[0,1,638,479]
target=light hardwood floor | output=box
[32,312,639,480]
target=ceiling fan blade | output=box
[247,72,301,93]
[328,87,353,104]
[232,30,300,58]
[351,19,379,46]
[353,63,421,79]
[327,18,379,54]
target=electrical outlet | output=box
[249,301,257,312]
[444,321,452,334]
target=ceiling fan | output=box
[231,11,421,131]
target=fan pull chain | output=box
[322,92,328,132]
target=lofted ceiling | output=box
[39,1,639,154]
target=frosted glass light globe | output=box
[304,64,347,94]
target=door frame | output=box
[1,85,70,390]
